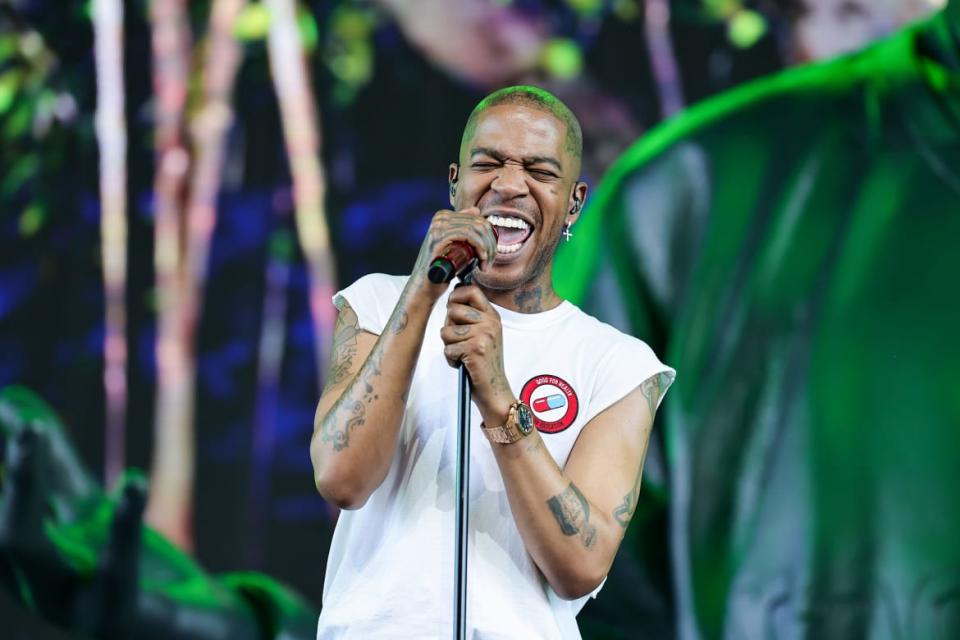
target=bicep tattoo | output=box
[639,371,671,419]
[546,482,597,550]
[324,302,361,390]
[612,373,669,528]
[612,466,643,529]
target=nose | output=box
[490,163,529,200]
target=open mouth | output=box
[487,214,533,255]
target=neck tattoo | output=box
[513,287,544,313]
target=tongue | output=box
[496,227,530,246]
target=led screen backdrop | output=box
[0,1,950,638]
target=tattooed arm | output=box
[309,292,427,510]
[489,372,671,600]
[440,281,670,598]
[440,280,670,598]
[310,207,497,509]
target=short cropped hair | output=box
[459,85,583,170]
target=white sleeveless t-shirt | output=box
[316,274,675,639]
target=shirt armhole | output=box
[584,340,676,426]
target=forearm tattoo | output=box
[546,482,597,550]
[320,339,383,451]
[319,298,408,451]
[392,309,408,335]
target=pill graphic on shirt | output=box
[533,394,566,412]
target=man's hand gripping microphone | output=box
[427,227,499,284]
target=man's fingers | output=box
[446,302,484,324]
[443,343,464,368]
[429,209,497,266]
[440,324,472,344]
[471,216,497,266]
[433,232,489,266]
[472,214,497,267]
[485,223,498,266]
[447,284,492,311]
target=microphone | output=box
[427,227,498,284]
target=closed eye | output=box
[529,168,559,180]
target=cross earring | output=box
[562,224,573,242]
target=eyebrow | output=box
[470,147,563,172]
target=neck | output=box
[481,278,562,314]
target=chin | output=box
[473,269,522,292]
[474,258,542,293]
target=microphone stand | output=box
[452,269,474,640]
[426,243,485,639]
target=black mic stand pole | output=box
[452,266,475,640]
[426,247,481,640]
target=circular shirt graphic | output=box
[520,374,579,434]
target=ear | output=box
[448,163,459,206]
[567,181,588,227]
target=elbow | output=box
[549,565,607,601]
[314,473,370,511]
[310,434,371,511]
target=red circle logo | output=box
[520,374,579,434]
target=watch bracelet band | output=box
[481,402,523,444]
[482,423,521,444]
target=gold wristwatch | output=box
[482,401,535,444]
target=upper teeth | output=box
[487,215,529,230]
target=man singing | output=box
[311,86,674,639]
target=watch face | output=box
[516,403,535,435]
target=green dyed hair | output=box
[459,85,583,172]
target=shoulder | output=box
[342,273,409,296]
[566,304,639,343]
[335,273,409,309]
[566,304,666,373]
[561,303,676,420]
[333,273,410,335]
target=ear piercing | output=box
[562,224,573,242]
